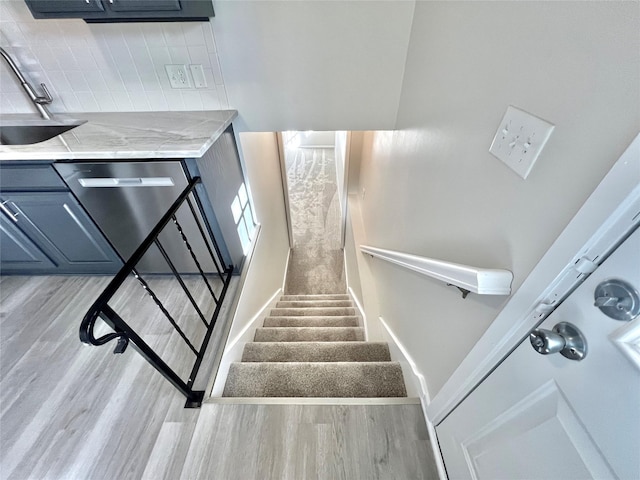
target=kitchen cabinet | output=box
[0,214,56,272]
[107,0,181,12]
[24,0,214,22]
[0,163,122,275]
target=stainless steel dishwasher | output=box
[55,161,221,274]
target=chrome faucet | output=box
[0,46,53,119]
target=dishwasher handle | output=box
[78,177,175,188]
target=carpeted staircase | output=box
[222,294,407,398]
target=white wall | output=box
[210,131,289,394]
[345,193,385,342]
[211,0,415,132]
[335,131,347,227]
[343,202,362,306]
[299,131,335,148]
[347,131,364,195]
[357,1,640,396]
[1,0,415,129]
[226,132,289,343]
[0,0,227,112]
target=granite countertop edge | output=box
[0,110,238,162]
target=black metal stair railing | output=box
[79,177,233,408]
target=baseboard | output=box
[348,287,368,339]
[228,288,282,352]
[282,247,291,291]
[425,415,449,480]
[203,225,262,397]
[379,316,448,480]
[209,288,281,397]
[379,316,428,400]
[343,249,349,288]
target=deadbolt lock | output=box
[594,279,640,322]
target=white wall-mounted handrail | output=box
[360,245,513,296]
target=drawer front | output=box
[0,164,67,191]
[109,0,181,12]
[27,0,104,14]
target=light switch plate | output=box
[165,64,192,89]
[189,64,207,88]
[489,105,555,179]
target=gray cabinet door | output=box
[0,214,57,272]
[1,192,122,274]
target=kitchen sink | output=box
[0,118,86,145]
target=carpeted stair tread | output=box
[280,294,349,301]
[241,342,391,362]
[263,316,359,327]
[270,307,356,317]
[222,362,407,398]
[254,327,364,342]
[275,300,353,308]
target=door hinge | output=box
[573,256,598,277]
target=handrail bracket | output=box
[447,283,471,299]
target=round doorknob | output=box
[529,322,587,361]
[530,329,566,355]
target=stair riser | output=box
[276,300,353,309]
[223,362,407,398]
[242,342,391,363]
[270,307,356,317]
[280,294,350,301]
[254,327,364,342]
[263,317,359,327]
[223,286,407,399]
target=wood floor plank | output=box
[0,275,233,480]
[1,276,109,378]
[180,403,438,480]
[142,422,198,480]
[0,276,439,480]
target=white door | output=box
[437,225,640,480]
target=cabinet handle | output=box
[0,201,19,222]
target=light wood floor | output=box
[0,276,439,479]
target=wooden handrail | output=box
[360,245,513,297]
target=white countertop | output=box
[0,110,237,161]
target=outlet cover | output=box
[165,64,192,89]
[489,105,555,179]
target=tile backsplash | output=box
[0,0,227,113]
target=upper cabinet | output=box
[24,0,214,22]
